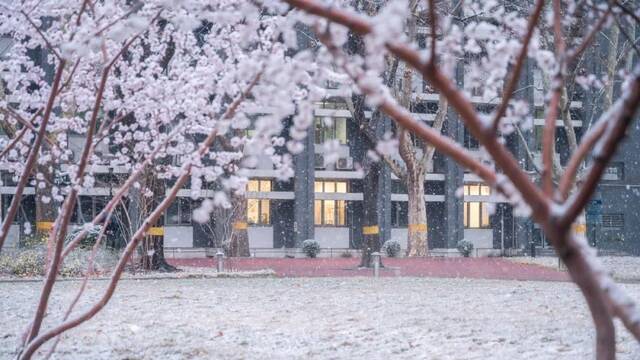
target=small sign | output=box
[147,227,164,236]
[362,225,379,235]
[586,200,602,216]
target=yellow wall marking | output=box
[572,223,587,235]
[36,221,54,231]
[233,222,248,230]
[362,225,379,235]
[147,227,164,236]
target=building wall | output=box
[464,229,493,249]
[165,226,193,248]
[248,226,274,248]
[315,227,350,248]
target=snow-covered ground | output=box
[508,256,640,281]
[1,277,639,359]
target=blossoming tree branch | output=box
[0,0,639,359]
[283,0,640,358]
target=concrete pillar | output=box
[293,121,315,247]
[444,61,465,248]
[514,60,536,249]
[377,116,392,244]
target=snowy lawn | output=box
[1,277,639,359]
[507,256,640,282]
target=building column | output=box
[377,116,392,244]
[444,61,465,248]
[293,123,315,247]
[513,60,536,249]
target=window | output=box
[73,196,109,224]
[463,184,491,229]
[1,194,12,220]
[316,100,348,110]
[391,180,407,194]
[391,202,408,227]
[247,179,271,225]
[464,127,479,149]
[0,171,17,186]
[603,162,624,181]
[314,181,347,226]
[602,213,624,229]
[412,101,439,114]
[314,117,347,145]
[166,198,192,225]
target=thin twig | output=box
[19,70,263,359]
[491,0,545,134]
[557,118,608,200]
[20,10,62,61]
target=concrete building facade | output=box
[1,13,638,257]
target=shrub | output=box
[456,239,474,257]
[4,248,46,277]
[340,251,353,258]
[0,246,119,278]
[301,239,321,258]
[22,233,47,248]
[382,239,402,258]
[65,224,104,249]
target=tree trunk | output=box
[36,162,58,268]
[405,168,427,256]
[228,194,250,257]
[151,235,177,272]
[127,170,178,271]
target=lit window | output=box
[314,181,347,226]
[463,184,491,229]
[247,179,271,225]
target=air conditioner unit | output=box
[314,154,325,169]
[336,156,353,170]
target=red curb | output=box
[168,257,570,281]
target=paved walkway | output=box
[169,257,570,281]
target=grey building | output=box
[1,11,637,257]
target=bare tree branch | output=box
[491,0,545,134]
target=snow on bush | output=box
[301,239,321,258]
[456,240,474,257]
[65,224,104,249]
[0,245,119,278]
[0,248,45,277]
[383,239,401,258]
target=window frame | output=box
[602,213,624,230]
[247,179,272,225]
[314,116,348,145]
[602,162,624,182]
[463,184,491,229]
[390,201,409,227]
[166,197,192,226]
[314,180,348,227]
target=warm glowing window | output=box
[314,181,347,226]
[247,180,271,225]
[463,184,491,229]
